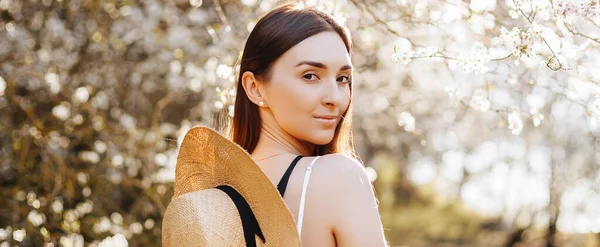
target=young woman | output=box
[229,2,388,246]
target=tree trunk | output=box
[505,227,525,247]
[546,220,557,247]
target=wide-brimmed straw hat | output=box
[161,126,302,247]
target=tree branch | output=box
[565,24,600,45]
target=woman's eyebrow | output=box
[296,60,353,71]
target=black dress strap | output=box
[277,155,303,197]
[215,185,265,247]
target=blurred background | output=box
[1,0,600,246]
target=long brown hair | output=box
[227,2,358,159]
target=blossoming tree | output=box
[0,0,599,246]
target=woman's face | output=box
[261,31,352,145]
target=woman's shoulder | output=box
[309,153,375,202]
[308,154,387,246]
[312,153,369,180]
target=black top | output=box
[276,155,303,197]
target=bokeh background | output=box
[2,0,600,246]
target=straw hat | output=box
[161,126,302,247]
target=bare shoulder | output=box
[310,153,374,201]
[309,154,387,247]
[313,153,368,179]
[310,154,373,194]
[305,154,371,219]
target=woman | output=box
[230,2,388,246]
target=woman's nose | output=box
[322,77,342,107]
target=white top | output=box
[296,156,320,236]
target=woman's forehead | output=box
[279,32,351,69]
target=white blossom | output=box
[469,0,496,12]
[52,102,71,121]
[470,90,491,112]
[526,94,546,114]
[91,91,109,110]
[555,0,598,20]
[214,101,224,110]
[508,111,524,135]
[216,64,233,80]
[79,151,100,164]
[397,112,416,132]
[98,234,128,247]
[12,229,25,242]
[415,46,438,57]
[94,140,107,154]
[72,114,84,125]
[509,23,544,60]
[31,199,40,209]
[455,48,491,74]
[64,209,79,223]
[27,210,46,227]
[509,10,520,19]
[189,0,202,7]
[392,38,415,65]
[392,51,415,65]
[527,22,544,38]
[241,0,257,6]
[129,222,143,235]
[45,72,60,94]
[119,114,136,130]
[111,212,123,225]
[154,153,169,166]
[471,13,496,34]
[59,233,84,247]
[188,77,203,92]
[75,200,93,215]
[119,6,132,16]
[52,199,64,214]
[152,168,175,183]
[444,84,459,98]
[112,155,124,167]
[228,105,235,117]
[588,96,600,117]
[0,76,5,96]
[169,60,182,75]
[144,219,155,229]
[93,217,112,234]
[500,26,521,48]
[533,113,544,127]
[73,87,90,104]
[0,228,8,241]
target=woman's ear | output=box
[241,71,268,107]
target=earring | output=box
[259,101,265,107]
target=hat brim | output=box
[173,126,302,246]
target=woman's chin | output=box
[309,132,335,145]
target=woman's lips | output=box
[314,117,337,126]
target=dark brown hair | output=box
[228,2,358,159]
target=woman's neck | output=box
[251,114,314,159]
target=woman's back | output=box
[256,154,387,247]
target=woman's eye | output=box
[303,73,319,81]
[338,75,351,84]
